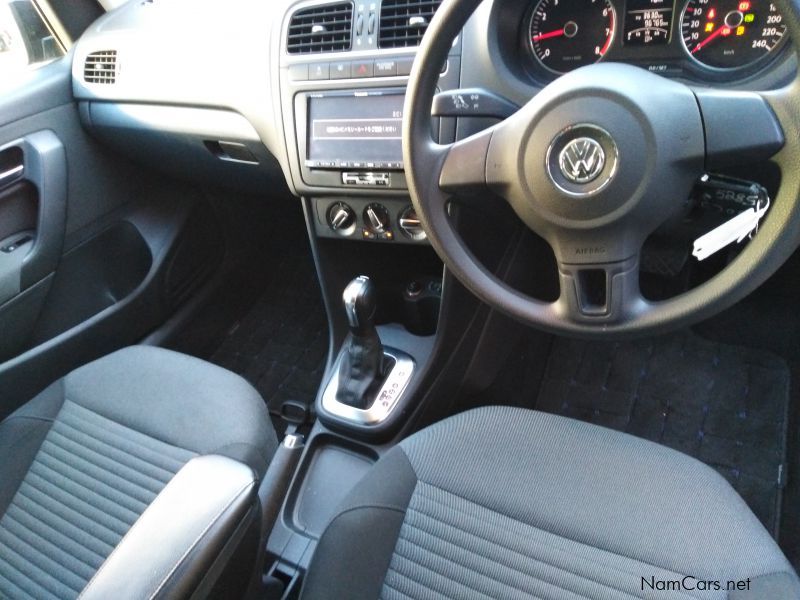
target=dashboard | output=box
[67,0,797,245]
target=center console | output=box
[277,0,461,437]
[266,2,463,596]
[278,0,461,245]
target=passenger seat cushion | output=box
[0,400,197,599]
[0,346,276,600]
[397,407,792,583]
[302,407,800,600]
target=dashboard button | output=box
[356,13,365,35]
[351,60,374,78]
[309,63,330,80]
[368,12,377,35]
[288,64,308,81]
[330,61,350,79]
[397,57,414,75]
[375,59,397,76]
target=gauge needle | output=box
[532,28,565,42]
[692,25,727,53]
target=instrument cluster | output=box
[524,0,789,80]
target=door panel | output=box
[0,57,225,419]
[0,130,67,305]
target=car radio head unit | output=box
[306,89,405,170]
[294,87,418,190]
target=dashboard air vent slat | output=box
[287,2,354,54]
[84,50,118,84]
[379,0,442,48]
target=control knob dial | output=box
[363,203,391,234]
[327,202,356,236]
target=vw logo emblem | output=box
[559,138,605,184]
[546,124,618,197]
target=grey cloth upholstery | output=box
[0,346,277,600]
[303,407,800,600]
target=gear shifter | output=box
[336,276,385,409]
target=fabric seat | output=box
[0,346,278,600]
[302,406,800,599]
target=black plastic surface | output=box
[695,89,786,170]
[27,221,152,347]
[0,131,67,297]
[289,436,377,539]
[279,434,376,542]
[432,88,519,119]
[0,194,212,421]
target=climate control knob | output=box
[363,203,391,234]
[398,206,426,241]
[327,202,356,236]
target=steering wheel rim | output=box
[403,0,800,338]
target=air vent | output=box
[84,50,117,84]
[379,0,441,49]
[287,2,354,54]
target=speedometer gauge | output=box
[529,0,616,74]
[681,0,787,69]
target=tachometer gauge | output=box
[681,0,787,69]
[529,0,617,74]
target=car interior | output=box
[1,0,800,597]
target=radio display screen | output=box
[307,90,404,169]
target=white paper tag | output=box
[692,199,770,261]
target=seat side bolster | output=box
[729,571,800,598]
[0,379,65,516]
[78,455,258,600]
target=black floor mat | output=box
[534,332,790,536]
[209,251,328,420]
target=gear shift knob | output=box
[336,276,385,409]
[343,275,377,336]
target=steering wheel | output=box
[403,0,800,337]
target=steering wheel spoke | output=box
[555,255,647,324]
[438,127,496,195]
[694,89,785,170]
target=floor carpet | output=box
[209,251,328,421]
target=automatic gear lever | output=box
[343,275,378,336]
[336,276,386,408]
